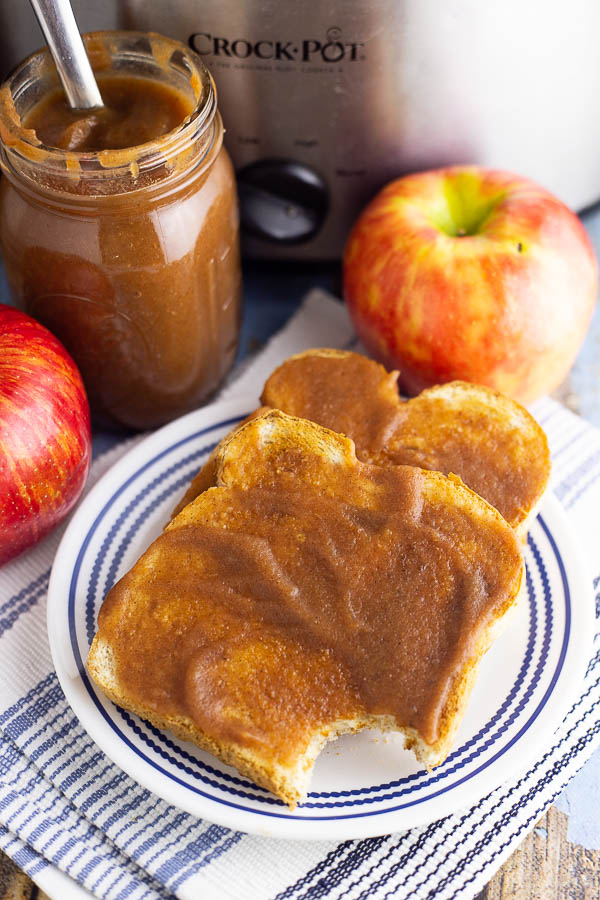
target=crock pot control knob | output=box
[236,159,329,244]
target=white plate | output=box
[47,395,595,841]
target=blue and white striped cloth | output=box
[1,291,600,900]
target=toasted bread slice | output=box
[261,350,550,537]
[173,351,550,534]
[89,410,523,808]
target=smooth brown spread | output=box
[261,351,550,529]
[23,75,194,151]
[0,62,241,430]
[95,413,523,765]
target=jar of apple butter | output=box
[0,32,241,430]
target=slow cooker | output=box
[3,0,600,259]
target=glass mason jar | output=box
[0,31,242,430]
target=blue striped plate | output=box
[47,395,595,840]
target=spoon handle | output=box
[29,0,103,109]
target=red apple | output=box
[343,166,598,403]
[0,304,91,565]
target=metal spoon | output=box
[29,0,103,109]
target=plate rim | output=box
[47,395,595,840]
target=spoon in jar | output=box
[28,0,103,109]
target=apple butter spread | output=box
[174,350,551,534]
[89,411,524,798]
[23,76,194,152]
[260,350,551,532]
[0,32,241,429]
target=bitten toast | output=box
[173,350,551,536]
[89,410,524,808]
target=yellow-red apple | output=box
[0,304,91,565]
[343,167,598,402]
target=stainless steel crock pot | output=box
[3,0,600,259]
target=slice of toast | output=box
[174,350,550,536]
[262,350,551,537]
[89,410,523,808]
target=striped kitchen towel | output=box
[1,290,599,900]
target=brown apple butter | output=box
[93,412,524,766]
[23,75,194,152]
[0,32,242,430]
